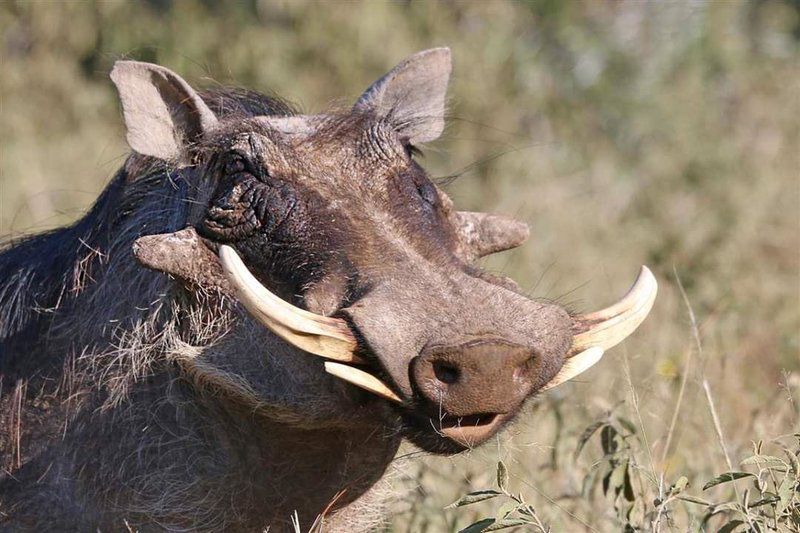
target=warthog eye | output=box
[223,152,249,176]
[415,176,438,207]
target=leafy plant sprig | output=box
[446,460,550,533]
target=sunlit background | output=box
[1,1,798,530]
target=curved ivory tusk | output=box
[541,347,604,391]
[219,245,363,364]
[324,362,403,404]
[570,266,657,356]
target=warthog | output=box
[0,48,655,531]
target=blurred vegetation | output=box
[1,0,799,531]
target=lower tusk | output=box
[570,266,657,356]
[219,245,363,364]
[324,362,403,404]
[541,347,604,391]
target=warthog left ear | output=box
[354,48,451,144]
[455,211,530,260]
[111,61,218,165]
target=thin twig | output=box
[674,268,755,529]
[653,333,695,529]
[511,471,599,532]
[660,346,693,468]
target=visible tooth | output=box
[324,362,403,404]
[541,347,604,391]
[219,245,363,364]
[570,266,657,355]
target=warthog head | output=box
[115,48,655,454]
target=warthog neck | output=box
[1,371,402,532]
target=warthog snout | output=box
[409,340,538,446]
[412,340,535,417]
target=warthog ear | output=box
[456,211,530,260]
[354,48,451,144]
[111,61,218,164]
[133,227,231,293]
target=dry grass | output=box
[1,1,798,531]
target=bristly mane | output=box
[0,88,296,381]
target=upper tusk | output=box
[324,362,403,404]
[219,245,363,364]
[541,347,604,391]
[570,266,657,356]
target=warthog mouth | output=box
[218,245,656,451]
[405,411,511,452]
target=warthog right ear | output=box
[354,48,451,144]
[133,227,231,293]
[111,61,218,164]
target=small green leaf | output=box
[516,504,537,518]
[616,416,638,436]
[601,425,619,455]
[458,518,496,533]
[446,490,503,509]
[574,421,605,459]
[484,518,532,531]
[702,472,755,491]
[602,465,613,496]
[497,461,509,492]
[778,474,796,515]
[748,494,779,508]
[671,476,689,495]
[740,455,788,469]
[608,461,628,497]
[623,463,635,502]
[717,519,745,533]
[783,448,800,474]
[495,501,518,519]
[677,494,712,506]
[581,466,597,498]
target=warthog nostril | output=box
[412,340,536,418]
[513,355,535,381]
[432,361,460,385]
